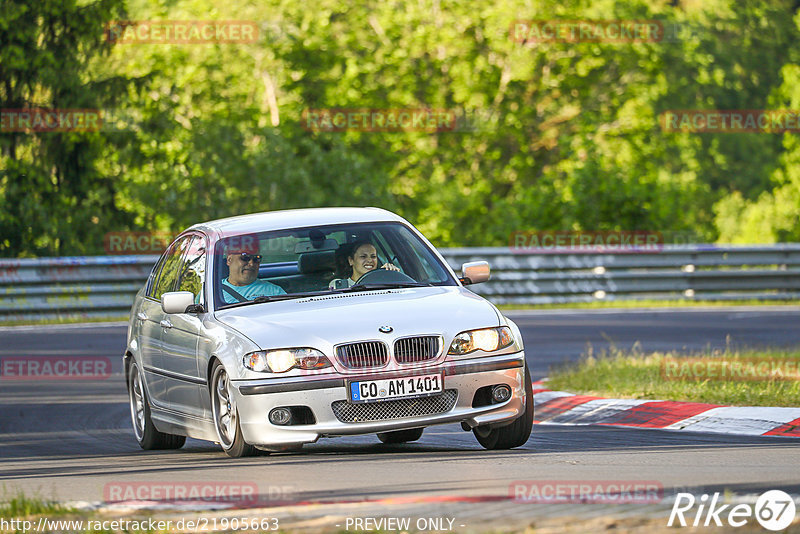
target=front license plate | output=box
[349,373,443,403]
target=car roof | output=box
[186,207,407,237]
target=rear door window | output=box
[176,235,207,305]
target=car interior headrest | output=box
[297,249,336,274]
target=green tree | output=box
[0,0,145,256]
[3,0,800,255]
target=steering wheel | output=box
[355,268,417,285]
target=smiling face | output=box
[226,252,261,286]
[348,243,378,281]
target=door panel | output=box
[162,234,208,417]
[161,314,204,417]
[143,235,192,410]
[138,299,168,408]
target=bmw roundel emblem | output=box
[379,325,393,333]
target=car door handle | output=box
[159,319,173,329]
[137,312,147,321]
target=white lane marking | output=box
[545,398,651,425]
[666,406,800,435]
[534,387,800,436]
[533,391,574,405]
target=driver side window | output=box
[371,231,404,273]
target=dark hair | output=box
[336,239,375,278]
[348,240,375,258]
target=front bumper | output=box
[231,352,527,447]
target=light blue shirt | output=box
[221,278,286,303]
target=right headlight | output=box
[243,348,332,373]
[448,326,515,355]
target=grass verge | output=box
[0,491,74,517]
[546,347,800,407]
[0,492,161,533]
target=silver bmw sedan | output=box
[125,207,532,457]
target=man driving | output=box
[221,246,286,303]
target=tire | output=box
[210,361,257,458]
[377,427,424,444]
[128,361,186,450]
[473,366,534,450]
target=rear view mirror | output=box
[294,238,339,253]
[460,261,490,285]
[161,291,197,314]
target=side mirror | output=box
[460,261,490,285]
[161,291,198,314]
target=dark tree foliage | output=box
[1,0,799,255]
[0,0,147,256]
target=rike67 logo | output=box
[668,491,796,531]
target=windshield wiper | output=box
[342,282,433,292]
[251,291,332,303]
[222,283,433,309]
[223,291,331,308]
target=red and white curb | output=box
[532,381,800,437]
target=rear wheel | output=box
[211,361,257,458]
[473,366,534,450]
[128,361,185,450]
[377,427,424,444]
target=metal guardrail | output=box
[1,245,799,321]
[0,256,158,322]
[439,245,800,305]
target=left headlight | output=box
[448,326,515,355]
[243,348,332,373]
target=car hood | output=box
[214,286,501,353]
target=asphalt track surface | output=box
[1,307,799,527]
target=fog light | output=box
[491,385,512,403]
[269,407,292,425]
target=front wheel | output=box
[473,366,534,450]
[128,361,185,450]
[211,361,257,458]
[377,427,424,444]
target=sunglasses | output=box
[237,253,262,263]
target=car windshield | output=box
[213,222,457,309]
